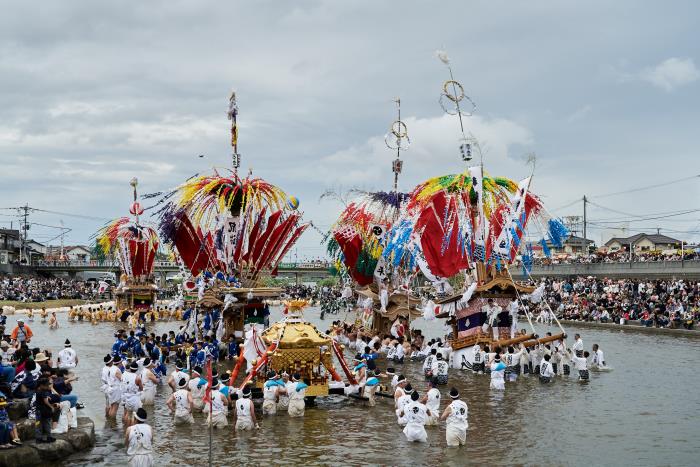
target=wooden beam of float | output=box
[331,340,357,385]
[521,332,566,348]
[228,347,246,386]
[493,333,536,348]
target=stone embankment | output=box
[0,398,95,467]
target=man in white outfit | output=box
[400,391,430,442]
[166,378,193,425]
[57,339,78,370]
[507,298,519,338]
[441,387,468,447]
[489,355,506,391]
[140,359,158,406]
[421,379,441,426]
[125,408,154,467]
[188,366,207,412]
[121,361,143,427]
[572,334,584,357]
[207,379,229,428]
[395,384,414,426]
[167,361,189,393]
[235,386,258,431]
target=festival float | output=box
[93,178,160,314]
[153,92,309,339]
[231,300,357,396]
[325,99,421,337]
[382,52,569,367]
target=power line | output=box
[589,208,700,223]
[591,173,700,199]
[29,208,110,222]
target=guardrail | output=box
[33,260,331,270]
[520,260,700,279]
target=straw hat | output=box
[34,353,49,363]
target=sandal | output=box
[76,402,85,409]
[11,439,22,446]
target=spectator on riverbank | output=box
[0,276,99,302]
[530,277,700,330]
[526,250,699,266]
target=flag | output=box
[202,359,213,404]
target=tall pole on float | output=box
[228,91,241,175]
[385,97,410,220]
[437,49,479,282]
[130,178,140,226]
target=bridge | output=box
[30,260,334,284]
[21,259,700,283]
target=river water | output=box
[12,307,700,466]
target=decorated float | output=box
[381,52,569,367]
[325,99,422,337]
[154,92,309,339]
[93,178,160,314]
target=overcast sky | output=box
[1,0,699,258]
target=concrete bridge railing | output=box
[517,260,700,279]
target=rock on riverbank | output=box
[0,397,96,467]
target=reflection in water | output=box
[13,307,700,466]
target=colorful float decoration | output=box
[94,178,159,313]
[154,92,309,337]
[325,99,421,336]
[380,53,569,364]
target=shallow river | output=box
[12,308,700,466]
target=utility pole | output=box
[582,196,588,252]
[20,204,29,264]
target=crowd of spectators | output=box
[0,315,82,446]
[536,276,700,329]
[0,276,99,302]
[531,250,699,266]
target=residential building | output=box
[548,235,595,254]
[604,233,682,252]
[0,229,20,264]
[64,245,92,262]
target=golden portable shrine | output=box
[235,300,357,397]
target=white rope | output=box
[518,265,567,336]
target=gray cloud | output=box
[1,0,698,255]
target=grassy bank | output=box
[0,299,88,310]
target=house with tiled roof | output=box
[604,233,682,252]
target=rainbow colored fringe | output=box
[408,171,517,218]
[169,171,288,227]
[93,217,159,256]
